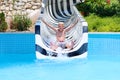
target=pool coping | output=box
[0,32,120,34]
[89,32,120,34]
[0,32,34,34]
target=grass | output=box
[85,14,120,32]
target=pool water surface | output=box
[0,33,120,80]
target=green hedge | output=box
[11,14,32,31]
[85,14,120,32]
[0,12,8,32]
[76,0,120,17]
[77,0,120,32]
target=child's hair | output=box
[58,22,64,24]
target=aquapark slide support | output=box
[35,0,88,59]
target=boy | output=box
[41,18,79,50]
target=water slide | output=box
[35,0,88,59]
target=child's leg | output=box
[66,41,74,50]
[50,42,58,51]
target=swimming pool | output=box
[0,33,120,80]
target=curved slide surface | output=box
[35,0,88,59]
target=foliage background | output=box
[76,0,120,32]
[0,12,8,32]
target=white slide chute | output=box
[35,0,88,59]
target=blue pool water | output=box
[0,33,35,54]
[0,33,120,80]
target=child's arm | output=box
[65,18,79,32]
[41,18,57,32]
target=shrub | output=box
[11,14,32,31]
[76,1,92,16]
[77,0,119,17]
[95,3,117,17]
[118,0,120,3]
[116,4,120,16]
[0,12,8,32]
[0,12,5,22]
[85,14,120,32]
[85,14,101,32]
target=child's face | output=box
[58,22,64,30]
[58,24,64,28]
[58,24,64,31]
